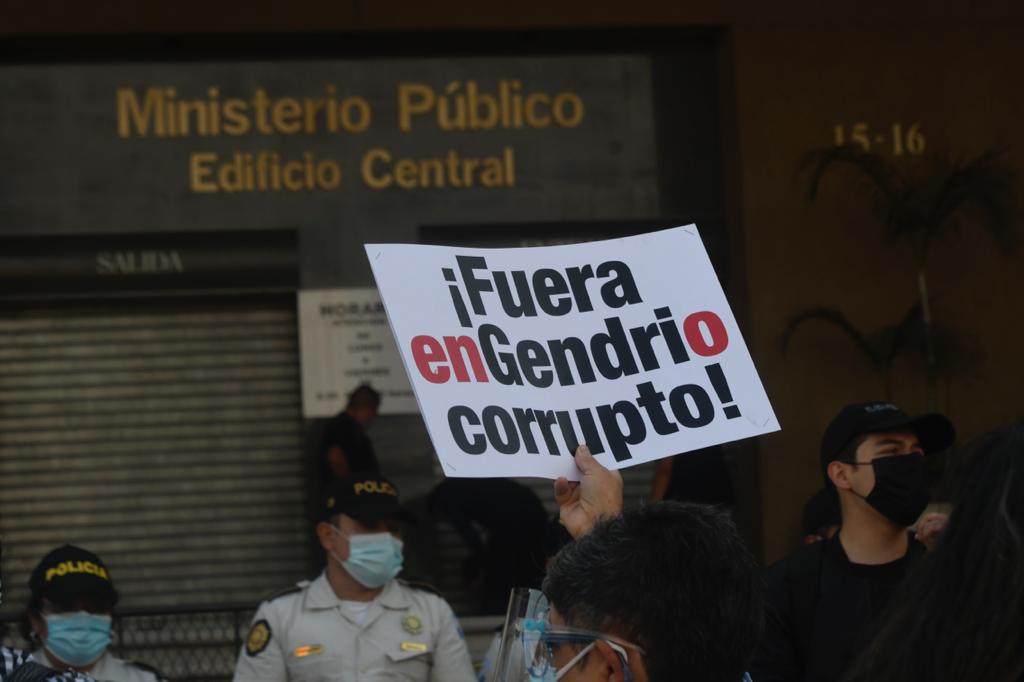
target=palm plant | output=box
[782,304,976,401]
[800,146,1016,408]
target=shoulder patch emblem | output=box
[402,614,423,635]
[246,619,272,657]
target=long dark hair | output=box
[845,421,1024,682]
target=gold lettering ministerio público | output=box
[116,81,585,138]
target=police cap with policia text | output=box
[322,474,413,525]
[29,544,117,605]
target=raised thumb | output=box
[574,444,599,472]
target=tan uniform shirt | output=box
[35,649,164,682]
[232,574,476,682]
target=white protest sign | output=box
[298,288,417,417]
[367,226,779,479]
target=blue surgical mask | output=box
[330,529,404,588]
[44,611,112,667]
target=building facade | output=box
[2,2,1023,613]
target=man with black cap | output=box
[23,545,165,682]
[750,401,955,682]
[233,474,474,681]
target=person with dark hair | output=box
[751,401,955,682]
[22,545,164,682]
[233,474,474,682]
[429,478,549,614]
[493,445,762,682]
[544,503,762,682]
[540,516,573,565]
[474,518,573,682]
[649,445,736,506]
[319,384,382,480]
[844,421,1024,682]
[800,487,840,545]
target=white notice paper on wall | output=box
[298,288,417,417]
[367,226,779,479]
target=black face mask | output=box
[858,454,931,527]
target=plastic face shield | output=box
[491,588,642,682]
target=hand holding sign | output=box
[367,226,779,479]
[555,445,624,538]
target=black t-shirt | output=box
[751,533,925,682]
[320,411,380,476]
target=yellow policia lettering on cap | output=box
[45,561,109,583]
[246,620,272,657]
[293,644,323,658]
[327,496,336,509]
[402,614,423,635]
[353,480,397,496]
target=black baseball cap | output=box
[322,474,408,525]
[820,401,955,483]
[29,545,117,606]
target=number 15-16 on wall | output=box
[834,122,926,156]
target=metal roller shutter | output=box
[0,296,306,613]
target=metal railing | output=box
[1,603,256,682]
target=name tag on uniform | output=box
[294,644,324,657]
[400,642,428,653]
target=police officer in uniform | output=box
[23,546,166,682]
[233,474,475,682]
[1,542,94,682]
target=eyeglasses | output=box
[519,617,644,681]
[494,587,646,682]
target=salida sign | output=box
[368,227,779,479]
